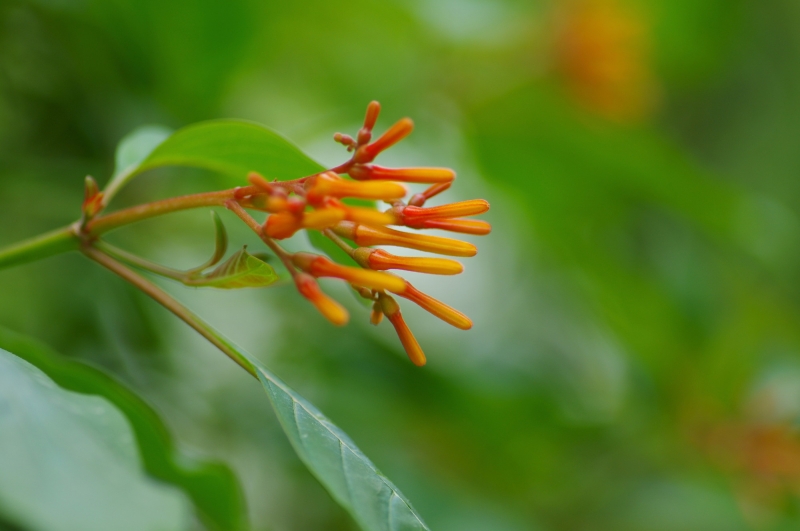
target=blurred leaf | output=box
[0,327,249,531]
[186,246,278,289]
[0,345,191,531]
[468,83,746,373]
[653,0,746,86]
[255,363,429,531]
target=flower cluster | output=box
[243,102,490,366]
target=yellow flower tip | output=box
[353,224,478,257]
[295,273,349,326]
[402,199,490,224]
[349,165,455,184]
[306,172,407,203]
[302,207,346,230]
[418,218,492,236]
[394,282,473,330]
[265,196,289,213]
[367,249,464,275]
[264,212,301,239]
[293,252,407,293]
[355,118,414,163]
[342,206,397,226]
[379,294,426,366]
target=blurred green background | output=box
[2,0,800,529]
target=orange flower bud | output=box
[349,165,455,184]
[286,196,307,215]
[354,118,414,163]
[370,300,384,325]
[301,208,346,230]
[247,172,274,192]
[305,172,407,204]
[358,101,381,145]
[82,176,104,219]
[413,218,492,236]
[333,222,477,257]
[408,182,452,207]
[401,200,490,224]
[333,132,356,149]
[379,294,426,366]
[354,248,464,275]
[295,273,349,326]
[292,252,407,293]
[264,212,301,239]
[321,198,397,226]
[363,100,381,131]
[265,196,289,212]
[344,206,397,226]
[392,282,472,330]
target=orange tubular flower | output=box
[301,208,346,230]
[292,252,406,293]
[348,165,455,184]
[323,199,397,226]
[264,211,301,239]
[413,218,492,236]
[295,273,349,326]
[409,182,452,207]
[391,282,472,330]
[333,221,477,257]
[400,200,490,224]
[357,100,381,145]
[379,294,426,366]
[305,172,407,204]
[354,118,414,163]
[354,248,463,275]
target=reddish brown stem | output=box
[86,186,261,235]
[224,200,298,277]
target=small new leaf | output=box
[187,211,229,273]
[185,247,278,289]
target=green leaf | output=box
[181,321,429,531]
[0,327,249,531]
[114,125,175,179]
[254,363,429,531]
[137,119,324,183]
[105,125,174,203]
[187,211,230,273]
[0,345,191,531]
[186,246,279,289]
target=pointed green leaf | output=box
[0,327,249,531]
[199,327,430,531]
[0,346,191,531]
[137,119,324,182]
[255,363,429,531]
[186,246,278,289]
[105,125,174,203]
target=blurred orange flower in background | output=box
[553,0,658,122]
